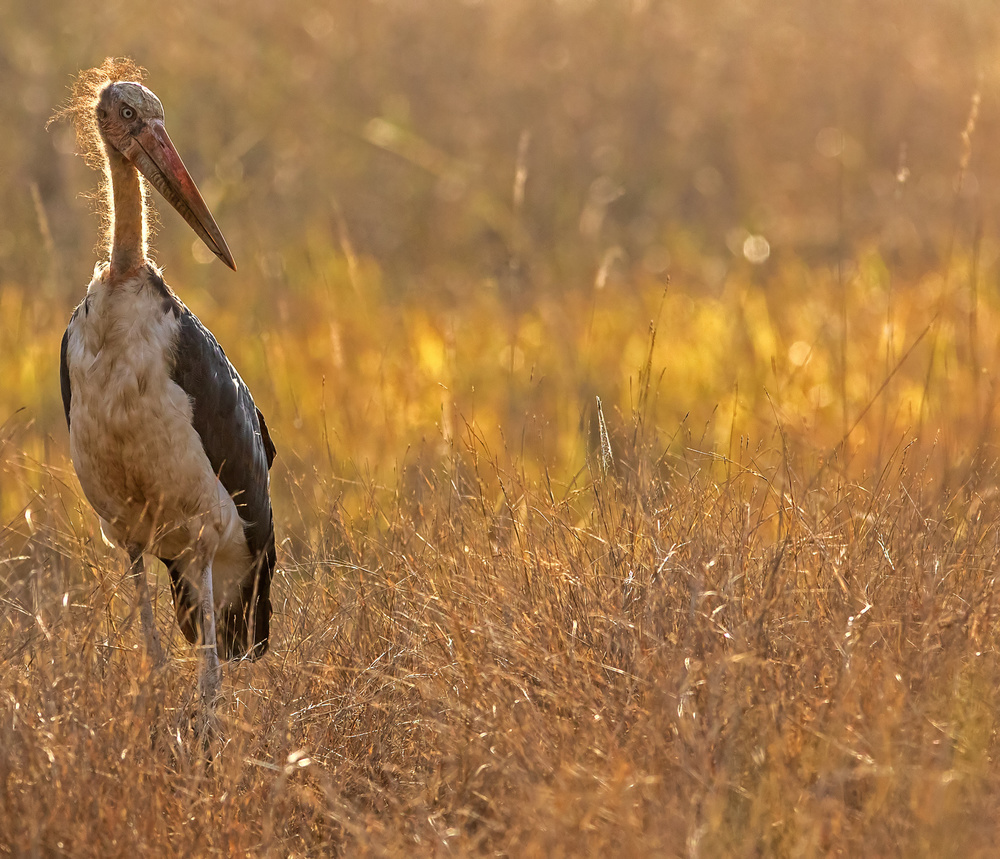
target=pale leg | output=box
[127,547,166,668]
[197,554,223,718]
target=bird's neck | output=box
[105,145,148,283]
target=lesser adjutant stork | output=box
[57,59,276,713]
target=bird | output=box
[56,59,276,717]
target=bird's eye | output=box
[120,106,135,120]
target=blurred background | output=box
[6,0,998,280]
[2,0,1000,524]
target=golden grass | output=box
[6,0,1000,854]
[6,270,1000,852]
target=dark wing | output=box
[257,406,276,468]
[159,295,276,661]
[59,327,72,429]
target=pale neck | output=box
[105,144,148,282]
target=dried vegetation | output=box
[5,0,1000,854]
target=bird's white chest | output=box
[65,273,219,552]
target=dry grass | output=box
[6,406,1000,855]
[6,0,1000,854]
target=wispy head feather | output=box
[49,58,147,166]
[49,59,151,260]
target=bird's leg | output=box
[127,547,166,669]
[197,552,223,722]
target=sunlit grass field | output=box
[6,0,1000,854]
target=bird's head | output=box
[96,80,236,271]
[95,82,165,150]
[52,59,236,272]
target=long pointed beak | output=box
[121,119,237,271]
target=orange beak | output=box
[121,119,237,271]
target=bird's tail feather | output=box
[159,556,271,660]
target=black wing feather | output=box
[154,276,276,660]
[59,327,72,429]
